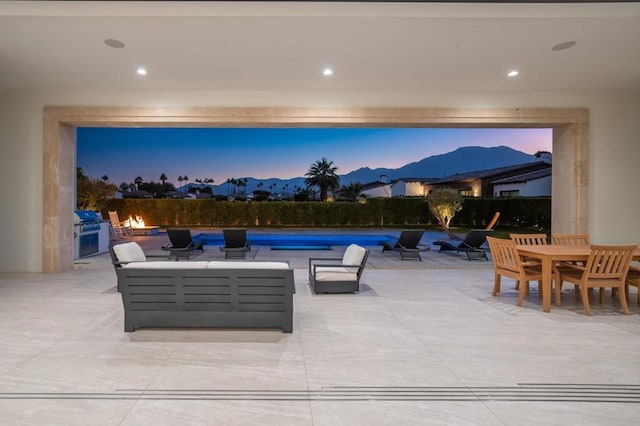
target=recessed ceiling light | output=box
[136,67,147,76]
[323,68,333,77]
[507,70,519,77]
[552,41,577,52]
[104,39,125,49]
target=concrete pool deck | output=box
[0,230,638,425]
[122,229,493,270]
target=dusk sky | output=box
[77,128,552,187]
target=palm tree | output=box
[183,175,189,191]
[204,177,214,190]
[159,173,168,193]
[101,175,109,183]
[338,182,365,201]
[134,176,143,191]
[305,158,340,201]
[177,175,184,191]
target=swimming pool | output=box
[193,232,398,250]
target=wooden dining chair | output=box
[551,234,590,246]
[551,234,590,298]
[624,266,640,304]
[555,244,636,315]
[487,236,544,307]
[511,233,548,246]
[510,233,548,294]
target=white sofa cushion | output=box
[342,244,367,272]
[123,261,208,269]
[314,266,358,282]
[207,261,290,269]
[113,242,146,263]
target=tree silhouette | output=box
[305,158,340,201]
[159,173,168,194]
[337,182,365,201]
[134,176,143,191]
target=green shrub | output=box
[102,196,550,229]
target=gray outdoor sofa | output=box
[110,242,294,333]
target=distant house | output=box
[121,190,153,199]
[423,161,551,197]
[491,167,552,197]
[391,178,437,197]
[361,181,392,198]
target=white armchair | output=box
[309,244,369,294]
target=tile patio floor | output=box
[0,231,638,425]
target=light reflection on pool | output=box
[193,232,398,250]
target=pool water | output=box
[194,232,397,250]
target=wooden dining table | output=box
[515,245,640,313]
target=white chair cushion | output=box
[342,244,366,272]
[113,242,146,263]
[207,261,290,269]
[314,266,358,282]
[123,261,208,269]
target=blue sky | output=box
[77,127,552,187]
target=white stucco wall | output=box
[362,185,392,198]
[391,181,426,197]
[494,176,552,197]
[390,181,407,197]
[0,89,639,272]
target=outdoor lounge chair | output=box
[433,229,492,260]
[219,229,251,259]
[379,230,430,261]
[309,244,370,293]
[108,210,131,238]
[161,228,204,260]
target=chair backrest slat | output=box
[108,210,120,225]
[551,234,590,246]
[487,236,520,273]
[584,245,636,281]
[510,233,548,246]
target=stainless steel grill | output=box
[74,210,107,258]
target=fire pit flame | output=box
[124,215,146,229]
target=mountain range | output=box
[207,146,538,195]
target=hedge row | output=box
[453,197,551,230]
[103,197,550,229]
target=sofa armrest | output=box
[311,262,362,276]
[309,257,342,269]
